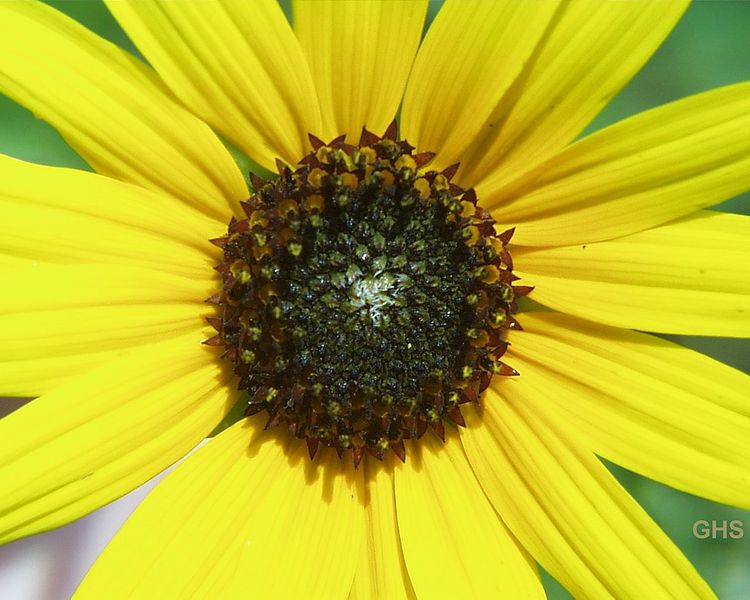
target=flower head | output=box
[0,1,749,598]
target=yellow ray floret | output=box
[488,83,750,246]
[505,312,750,508]
[0,1,246,219]
[106,0,322,170]
[0,333,235,544]
[514,211,750,336]
[460,390,717,599]
[294,0,427,143]
[77,419,364,599]
[395,431,545,599]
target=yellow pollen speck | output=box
[490,311,508,327]
[499,284,514,302]
[315,146,333,164]
[490,237,504,254]
[433,174,449,190]
[249,211,268,228]
[360,147,377,165]
[481,265,500,284]
[278,198,298,217]
[414,178,430,198]
[341,172,359,190]
[303,193,325,213]
[308,167,327,188]
[230,259,251,283]
[380,170,395,187]
[462,225,481,245]
[468,328,489,347]
[490,361,507,375]
[395,154,416,171]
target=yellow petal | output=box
[458,0,688,193]
[488,83,750,246]
[1,351,141,400]
[401,0,561,169]
[0,332,235,544]
[294,0,427,143]
[0,254,31,269]
[514,210,750,336]
[395,431,545,599]
[349,457,416,600]
[460,390,716,599]
[106,0,321,170]
[0,1,246,220]
[0,263,214,396]
[0,263,211,313]
[1,155,218,277]
[76,419,364,599]
[505,312,750,509]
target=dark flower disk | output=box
[207,124,529,465]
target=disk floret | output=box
[207,123,529,466]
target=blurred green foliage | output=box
[0,1,748,598]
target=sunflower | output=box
[1,0,749,598]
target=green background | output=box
[0,1,748,598]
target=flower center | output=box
[207,123,527,466]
